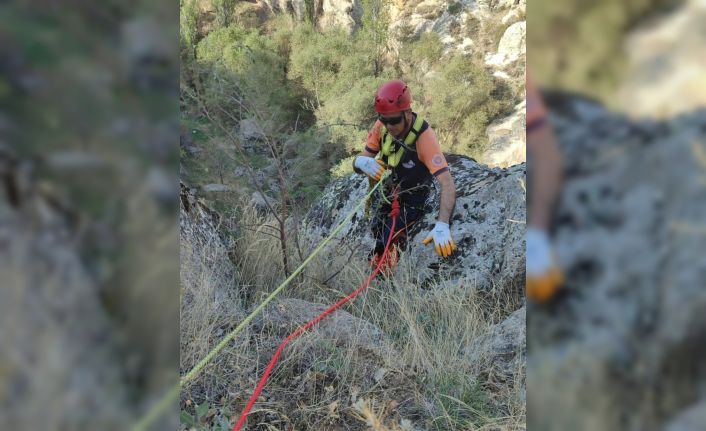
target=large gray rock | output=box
[390,0,472,48]
[485,20,525,66]
[263,0,362,32]
[304,155,526,295]
[619,0,706,118]
[263,0,308,21]
[318,0,363,33]
[492,0,526,10]
[467,305,526,388]
[180,182,242,370]
[239,118,264,142]
[180,182,235,301]
[483,100,526,167]
[251,298,395,359]
[528,93,706,430]
[250,190,275,210]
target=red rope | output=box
[232,192,401,431]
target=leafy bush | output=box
[360,0,391,75]
[418,55,511,156]
[212,0,235,28]
[195,25,297,126]
[180,0,200,56]
[448,1,463,15]
[316,76,387,154]
[330,155,356,178]
[465,13,510,60]
[408,32,445,68]
[267,13,297,64]
[289,26,394,153]
[288,25,355,104]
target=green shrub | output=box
[418,55,511,156]
[316,76,388,154]
[408,32,445,67]
[195,25,297,126]
[289,26,394,153]
[360,0,391,76]
[330,155,356,178]
[268,14,297,62]
[288,25,354,104]
[448,2,463,15]
[212,0,235,28]
[179,0,200,56]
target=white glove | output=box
[526,227,564,302]
[355,156,385,181]
[526,227,553,276]
[422,221,456,257]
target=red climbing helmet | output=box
[374,80,412,114]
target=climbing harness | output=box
[364,114,429,219]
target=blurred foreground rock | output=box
[0,151,129,429]
[528,92,706,430]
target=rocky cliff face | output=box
[259,0,363,33]
[301,154,527,416]
[528,93,706,430]
[180,181,238,306]
[483,99,526,168]
[305,155,526,294]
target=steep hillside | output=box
[179,1,528,428]
[179,158,527,429]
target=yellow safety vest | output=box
[378,115,426,168]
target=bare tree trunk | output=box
[268,138,292,275]
[184,80,296,277]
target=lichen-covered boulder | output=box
[304,155,526,295]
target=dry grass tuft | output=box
[180,198,525,430]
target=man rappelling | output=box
[353,80,457,270]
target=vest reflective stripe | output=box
[379,115,425,168]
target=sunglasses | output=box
[378,113,404,125]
